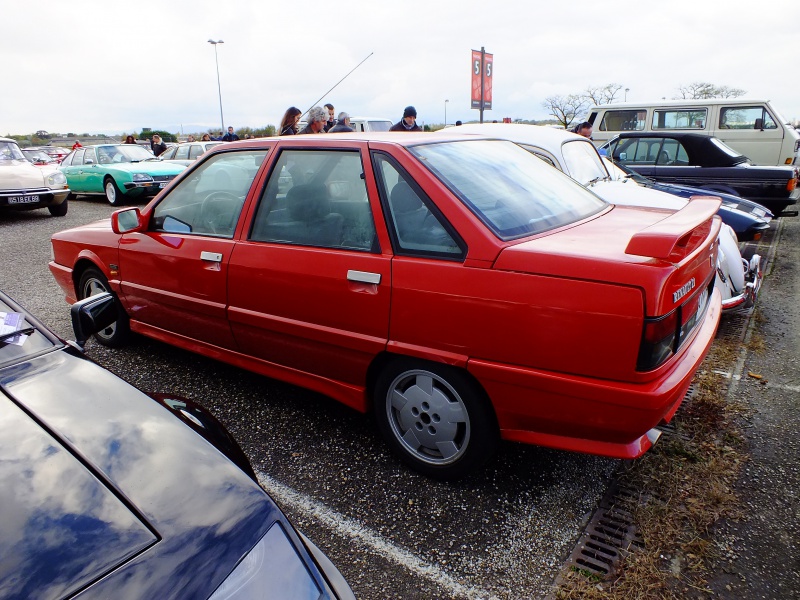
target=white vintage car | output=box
[440,123,762,312]
[0,137,70,216]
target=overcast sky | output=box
[3,0,798,136]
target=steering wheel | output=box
[199,191,243,235]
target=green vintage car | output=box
[60,144,186,205]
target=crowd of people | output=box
[279,103,423,135]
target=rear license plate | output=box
[8,195,39,204]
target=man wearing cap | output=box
[390,106,422,131]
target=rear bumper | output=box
[468,288,722,459]
[721,254,762,311]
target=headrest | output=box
[390,181,423,214]
[287,184,330,221]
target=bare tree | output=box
[674,82,746,99]
[542,94,589,129]
[583,83,624,106]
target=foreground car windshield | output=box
[0,142,25,161]
[411,139,606,239]
[0,297,56,366]
[97,144,155,163]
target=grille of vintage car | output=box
[151,175,177,183]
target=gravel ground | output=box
[705,214,800,599]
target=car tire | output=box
[104,177,124,206]
[48,200,68,216]
[77,267,131,347]
[374,358,499,480]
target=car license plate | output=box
[8,195,39,204]
[159,182,168,188]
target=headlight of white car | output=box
[46,171,67,187]
[132,173,154,182]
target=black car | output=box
[601,132,800,214]
[602,157,773,242]
[0,291,354,599]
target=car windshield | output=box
[0,296,56,367]
[23,150,54,163]
[411,139,607,239]
[559,140,609,184]
[96,144,156,163]
[0,141,26,161]
[604,157,650,183]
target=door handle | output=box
[347,270,381,284]
[200,251,223,263]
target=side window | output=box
[657,139,685,164]
[599,110,646,132]
[250,149,376,251]
[720,106,777,130]
[372,153,463,258]
[73,149,85,165]
[61,152,73,167]
[188,145,204,160]
[652,109,707,130]
[151,150,268,238]
[175,145,191,160]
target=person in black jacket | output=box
[221,126,239,141]
[390,106,421,131]
[150,134,167,156]
[279,107,302,135]
[328,112,355,133]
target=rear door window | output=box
[599,110,646,131]
[652,109,707,130]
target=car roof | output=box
[435,123,589,152]
[611,132,747,166]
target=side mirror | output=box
[70,292,117,348]
[754,118,764,130]
[111,207,144,234]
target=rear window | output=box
[410,139,606,240]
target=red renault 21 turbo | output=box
[50,133,721,479]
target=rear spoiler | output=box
[625,196,722,260]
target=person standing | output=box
[572,122,593,139]
[151,134,167,157]
[72,140,82,150]
[279,107,302,135]
[186,135,196,142]
[390,106,421,131]
[297,106,328,134]
[124,135,137,144]
[201,133,212,141]
[222,126,239,141]
[323,103,336,132]
[328,112,355,133]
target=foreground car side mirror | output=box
[71,292,117,348]
[111,207,145,234]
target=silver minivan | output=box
[587,99,800,166]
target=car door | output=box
[116,148,269,348]
[82,147,106,193]
[717,105,782,166]
[227,144,391,390]
[62,148,87,192]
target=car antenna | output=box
[300,52,374,119]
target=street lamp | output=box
[624,87,630,102]
[208,39,225,134]
[445,99,449,126]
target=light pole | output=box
[445,99,449,126]
[208,39,225,135]
[624,87,630,102]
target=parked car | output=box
[599,131,800,214]
[49,134,722,479]
[60,144,186,205]
[0,289,355,599]
[158,141,222,166]
[441,124,763,311]
[0,137,70,216]
[21,147,58,166]
[602,156,772,242]
[36,145,70,163]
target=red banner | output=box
[471,50,493,110]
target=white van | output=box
[347,117,393,132]
[587,99,800,166]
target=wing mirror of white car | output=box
[111,207,144,234]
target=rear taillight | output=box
[637,282,712,371]
[788,177,797,192]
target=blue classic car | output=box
[60,144,186,205]
[0,290,354,599]
[600,132,800,215]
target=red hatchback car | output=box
[49,133,722,479]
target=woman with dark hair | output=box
[201,133,211,141]
[279,106,302,136]
[124,135,136,144]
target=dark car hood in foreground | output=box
[0,348,276,599]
